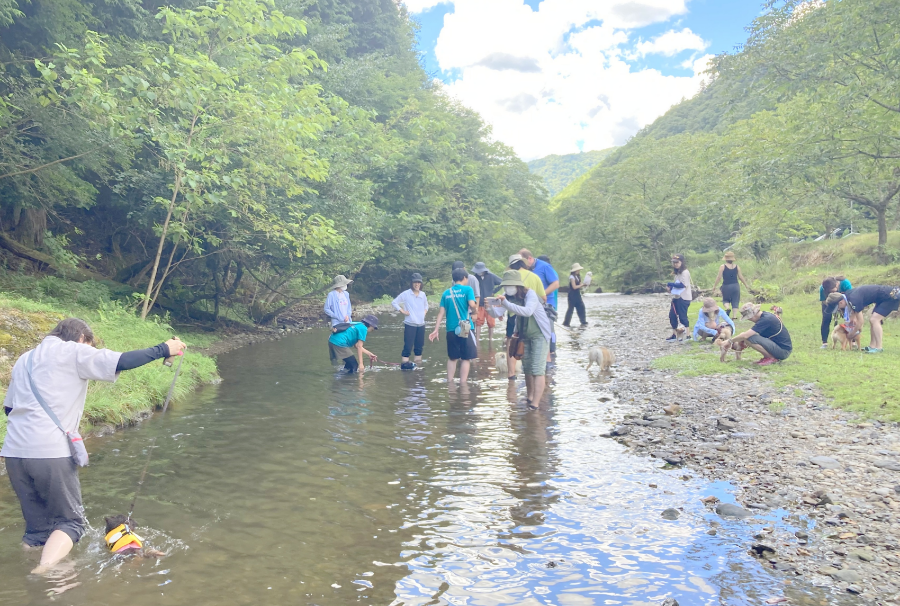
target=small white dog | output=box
[494,352,522,375]
[586,346,615,372]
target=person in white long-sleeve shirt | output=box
[392,273,430,369]
[495,270,551,410]
[324,275,353,327]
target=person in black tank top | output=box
[563,263,588,326]
[713,252,753,318]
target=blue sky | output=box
[403,0,764,159]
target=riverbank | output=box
[599,295,900,602]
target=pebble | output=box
[661,508,681,520]
[809,456,841,470]
[715,503,752,519]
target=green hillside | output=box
[550,0,899,292]
[527,149,614,197]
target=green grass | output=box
[0,294,218,445]
[652,293,900,421]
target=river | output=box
[0,295,858,605]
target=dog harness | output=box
[105,524,144,553]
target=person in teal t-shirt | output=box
[328,314,379,373]
[429,268,477,385]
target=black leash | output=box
[128,352,184,517]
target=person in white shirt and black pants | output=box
[666,254,693,342]
[392,273,429,369]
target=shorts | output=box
[721,283,740,307]
[506,315,517,338]
[446,331,477,360]
[522,336,550,375]
[5,457,85,545]
[476,306,496,328]
[872,298,900,317]
[747,334,791,360]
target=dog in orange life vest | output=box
[831,321,861,351]
[104,515,166,558]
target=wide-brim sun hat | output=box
[472,262,488,274]
[739,302,761,321]
[723,251,736,261]
[362,314,379,329]
[410,272,423,283]
[332,275,353,289]
[499,269,525,288]
[570,263,584,272]
[702,297,718,312]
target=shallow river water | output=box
[0,295,860,605]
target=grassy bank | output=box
[0,292,218,445]
[654,233,900,421]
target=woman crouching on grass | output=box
[1,318,186,574]
[495,270,551,410]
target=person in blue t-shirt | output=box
[328,314,379,373]
[429,268,477,385]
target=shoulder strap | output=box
[449,285,468,320]
[25,350,67,435]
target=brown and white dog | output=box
[586,346,615,372]
[715,324,746,362]
[831,322,861,351]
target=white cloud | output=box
[635,28,709,57]
[428,0,711,160]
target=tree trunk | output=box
[141,173,181,320]
[877,207,888,249]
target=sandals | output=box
[863,347,883,354]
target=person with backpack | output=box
[429,268,477,385]
[328,314,379,373]
[1,318,187,574]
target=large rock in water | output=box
[716,503,753,519]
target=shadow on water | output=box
[0,296,862,605]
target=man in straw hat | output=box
[563,263,588,327]
[324,275,353,327]
[692,297,734,341]
[725,303,792,366]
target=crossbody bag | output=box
[25,350,89,467]
[449,286,471,339]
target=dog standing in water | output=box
[104,515,166,558]
[494,352,522,375]
[586,347,615,372]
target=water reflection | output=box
[0,295,861,605]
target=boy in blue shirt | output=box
[328,314,379,373]
[429,268,477,385]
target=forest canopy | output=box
[0,0,548,322]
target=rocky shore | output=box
[595,296,899,604]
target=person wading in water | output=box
[391,273,429,369]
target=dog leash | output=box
[128,351,184,517]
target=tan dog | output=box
[831,322,861,351]
[586,347,615,372]
[715,324,746,362]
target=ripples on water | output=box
[0,295,859,605]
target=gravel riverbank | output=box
[591,295,900,604]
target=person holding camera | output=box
[429,268,477,385]
[1,318,187,574]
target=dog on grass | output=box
[715,324,747,362]
[586,346,615,372]
[104,515,166,558]
[831,322,861,351]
